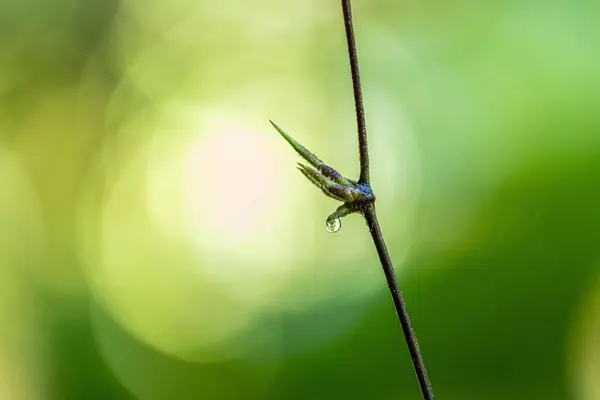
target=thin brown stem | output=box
[341,1,435,398]
[341,0,369,184]
[363,205,434,399]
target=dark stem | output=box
[363,205,434,399]
[341,0,435,398]
[341,0,370,184]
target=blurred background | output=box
[1,0,600,399]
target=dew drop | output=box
[326,217,341,233]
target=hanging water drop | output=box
[326,216,341,233]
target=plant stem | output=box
[363,205,434,399]
[341,0,435,398]
[341,0,369,184]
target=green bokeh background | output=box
[1,1,600,399]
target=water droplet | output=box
[326,217,341,233]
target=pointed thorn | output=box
[297,163,323,185]
[269,120,324,168]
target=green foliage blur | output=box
[1,1,600,399]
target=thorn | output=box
[269,120,323,168]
